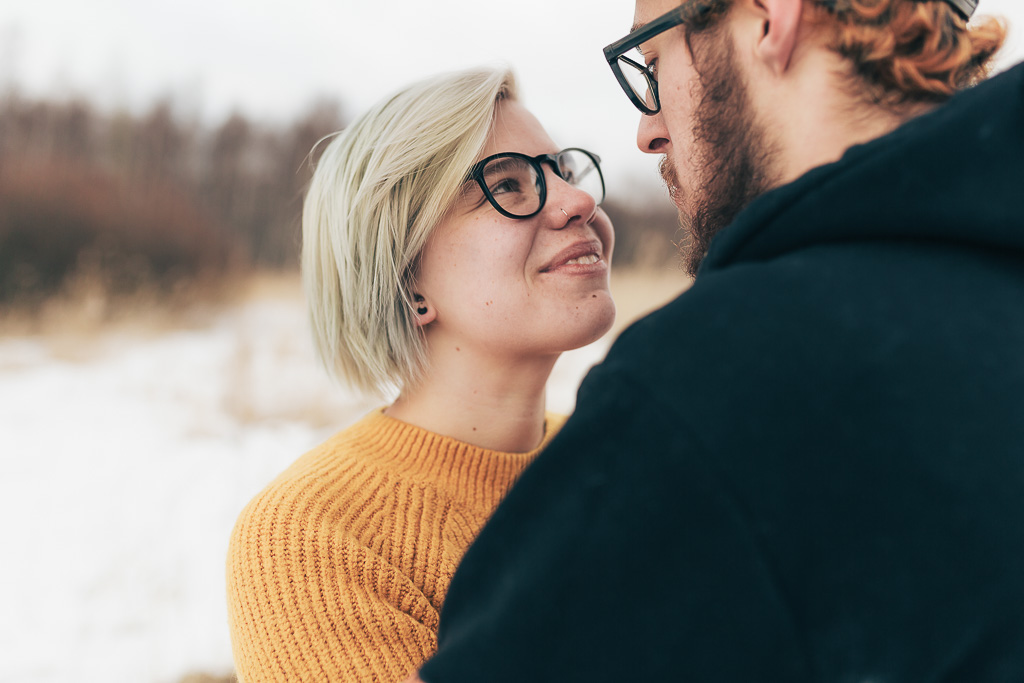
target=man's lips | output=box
[539,240,605,273]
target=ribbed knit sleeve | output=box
[226,409,564,683]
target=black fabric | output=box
[421,62,1024,682]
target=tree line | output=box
[0,92,681,307]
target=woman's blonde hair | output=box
[302,67,517,397]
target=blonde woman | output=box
[226,67,615,682]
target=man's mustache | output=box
[659,155,684,207]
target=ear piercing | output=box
[414,294,428,316]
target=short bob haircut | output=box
[302,67,517,397]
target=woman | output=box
[226,67,615,683]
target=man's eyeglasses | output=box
[604,0,979,116]
[601,1,718,115]
[467,148,605,220]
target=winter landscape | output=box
[0,273,686,683]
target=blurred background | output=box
[1,1,1022,682]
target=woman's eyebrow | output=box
[481,157,523,176]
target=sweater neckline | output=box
[340,408,562,504]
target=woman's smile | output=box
[539,239,608,274]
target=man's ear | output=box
[750,0,803,75]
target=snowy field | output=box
[0,292,616,683]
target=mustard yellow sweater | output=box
[226,409,564,683]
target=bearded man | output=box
[411,1,1024,680]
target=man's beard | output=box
[664,28,777,277]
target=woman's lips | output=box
[539,240,606,274]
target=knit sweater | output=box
[226,408,565,683]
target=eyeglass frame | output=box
[602,2,717,116]
[465,147,606,220]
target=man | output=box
[413,0,1024,679]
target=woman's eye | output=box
[489,177,521,196]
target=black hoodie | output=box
[422,62,1024,683]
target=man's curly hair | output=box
[683,0,1006,107]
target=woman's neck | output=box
[385,345,557,453]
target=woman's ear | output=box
[412,293,436,327]
[750,0,803,75]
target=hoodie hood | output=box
[702,61,1024,273]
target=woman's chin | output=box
[559,297,617,352]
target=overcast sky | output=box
[2,0,1023,190]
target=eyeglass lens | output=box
[480,157,544,217]
[481,150,603,217]
[617,54,656,110]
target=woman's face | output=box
[415,99,616,360]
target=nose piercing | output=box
[560,208,568,217]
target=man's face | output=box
[633,0,777,275]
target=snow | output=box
[0,297,608,683]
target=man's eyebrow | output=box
[627,22,648,55]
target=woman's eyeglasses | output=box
[466,147,605,220]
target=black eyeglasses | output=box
[605,0,979,116]
[466,147,605,219]
[602,1,720,115]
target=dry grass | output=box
[232,266,693,330]
[0,268,250,366]
[0,269,242,336]
[609,266,692,335]
[0,266,691,366]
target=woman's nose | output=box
[545,168,598,227]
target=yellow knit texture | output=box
[226,409,564,682]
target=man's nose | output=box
[637,110,670,154]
